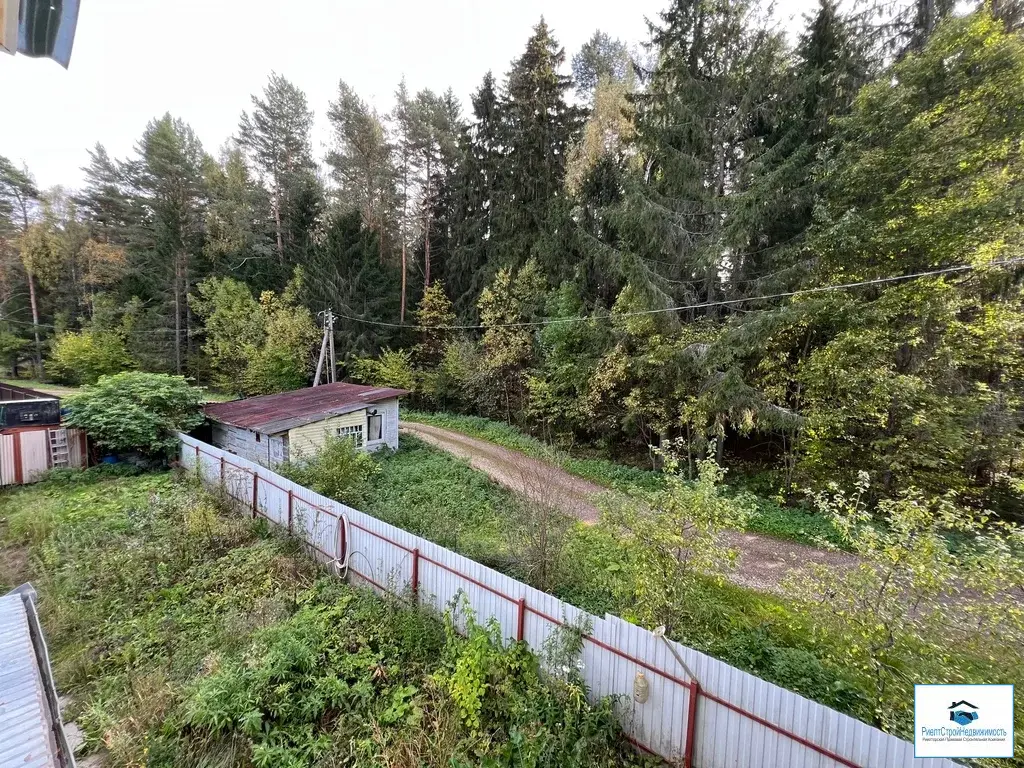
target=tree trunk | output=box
[273,184,285,263]
[184,252,192,362]
[424,154,432,288]
[174,254,183,374]
[26,270,42,377]
[400,241,407,323]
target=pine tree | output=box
[326,81,398,263]
[75,144,136,245]
[0,156,43,373]
[571,30,632,102]
[128,114,210,373]
[237,73,317,273]
[425,89,464,292]
[391,79,416,322]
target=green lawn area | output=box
[402,410,846,548]
[1,376,236,402]
[0,468,649,768]
[1,377,82,397]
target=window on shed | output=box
[255,433,261,443]
[336,424,364,447]
[368,412,383,442]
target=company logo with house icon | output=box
[948,700,979,726]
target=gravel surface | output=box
[400,421,861,594]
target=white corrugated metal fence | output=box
[179,434,957,768]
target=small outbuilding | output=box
[204,382,408,467]
[0,382,88,486]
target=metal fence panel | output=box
[178,435,958,768]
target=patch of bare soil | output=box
[400,421,860,595]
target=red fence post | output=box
[12,431,23,485]
[411,547,420,603]
[287,490,294,534]
[251,472,258,518]
[516,597,527,642]
[683,681,701,768]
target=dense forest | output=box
[1,0,1022,513]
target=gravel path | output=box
[400,421,860,594]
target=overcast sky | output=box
[2,0,816,190]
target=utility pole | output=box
[327,308,336,384]
[313,308,334,387]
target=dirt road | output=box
[400,421,860,594]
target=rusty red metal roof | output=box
[204,383,408,434]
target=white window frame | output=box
[336,424,364,447]
[367,411,383,443]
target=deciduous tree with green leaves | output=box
[601,446,750,634]
[63,372,206,457]
[785,473,1024,731]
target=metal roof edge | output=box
[1,584,76,767]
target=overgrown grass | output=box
[361,443,870,717]
[363,437,515,570]
[358,441,1022,764]
[0,469,652,768]
[404,410,845,548]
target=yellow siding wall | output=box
[288,410,366,459]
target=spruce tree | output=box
[613,0,785,314]
[447,72,503,318]
[493,19,582,276]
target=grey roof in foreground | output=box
[0,586,74,768]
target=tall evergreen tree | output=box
[127,114,210,373]
[447,74,503,318]
[0,157,43,372]
[571,30,633,102]
[494,19,582,277]
[203,145,275,288]
[75,144,136,245]
[409,88,462,291]
[306,210,403,362]
[237,73,318,277]
[612,0,785,314]
[326,81,398,263]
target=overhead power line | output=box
[332,258,1024,332]
[0,258,1019,336]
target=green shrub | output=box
[353,347,417,392]
[62,372,206,457]
[46,329,134,385]
[278,435,380,506]
[1,471,650,768]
